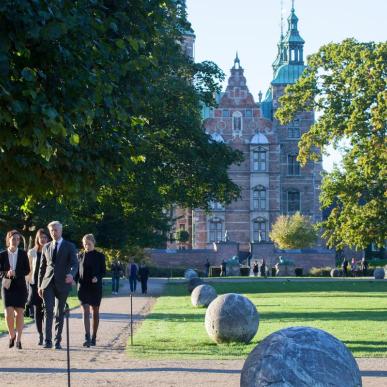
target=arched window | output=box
[209,218,223,242]
[253,150,267,171]
[253,218,267,242]
[288,190,300,213]
[232,111,243,133]
[253,186,266,210]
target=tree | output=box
[0,1,242,245]
[175,230,190,243]
[275,39,387,250]
[269,212,318,250]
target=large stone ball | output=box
[191,284,217,307]
[240,326,362,387]
[374,268,385,280]
[205,293,259,344]
[184,269,198,280]
[187,277,204,293]
[330,268,340,277]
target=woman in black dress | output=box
[0,230,30,349]
[27,229,49,345]
[77,234,106,347]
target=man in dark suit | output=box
[38,221,78,349]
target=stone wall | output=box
[149,241,335,274]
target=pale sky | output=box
[187,0,387,171]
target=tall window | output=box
[253,187,266,210]
[253,220,267,242]
[253,150,267,171]
[288,190,300,213]
[232,111,243,133]
[288,155,300,175]
[288,119,300,139]
[209,220,223,243]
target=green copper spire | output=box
[272,2,306,85]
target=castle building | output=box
[172,4,322,252]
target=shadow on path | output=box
[0,367,241,375]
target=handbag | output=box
[2,277,12,290]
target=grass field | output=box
[127,280,387,359]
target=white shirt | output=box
[7,248,18,271]
[53,238,63,252]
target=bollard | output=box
[65,303,71,387]
[130,293,133,346]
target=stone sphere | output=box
[374,268,385,280]
[184,269,198,280]
[330,268,340,277]
[187,277,204,293]
[191,284,217,307]
[205,293,259,344]
[241,326,362,387]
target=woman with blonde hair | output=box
[77,234,106,347]
[27,228,50,345]
[0,230,30,349]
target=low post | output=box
[65,302,71,387]
[130,293,133,346]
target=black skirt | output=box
[78,283,103,306]
[2,280,28,308]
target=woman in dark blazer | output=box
[27,228,50,345]
[77,234,106,347]
[0,230,30,349]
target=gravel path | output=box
[0,279,386,386]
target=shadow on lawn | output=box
[261,310,387,322]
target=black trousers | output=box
[140,278,148,294]
[43,282,69,344]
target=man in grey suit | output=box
[38,221,78,349]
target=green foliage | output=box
[0,1,242,249]
[275,39,387,250]
[175,229,190,243]
[269,212,318,249]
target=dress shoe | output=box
[83,334,91,348]
[38,334,44,346]
[9,336,16,348]
[16,341,22,350]
[90,335,96,346]
[55,342,62,350]
[43,341,53,349]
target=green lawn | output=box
[127,281,387,359]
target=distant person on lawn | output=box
[138,263,150,294]
[127,260,138,293]
[111,260,122,295]
[341,257,349,277]
[252,260,259,277]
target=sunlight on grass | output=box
[128,281,387,360]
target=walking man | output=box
[38,221,78,349]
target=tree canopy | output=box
[269,212,318,250]
[276,39,386,250]
[0,0,242,250]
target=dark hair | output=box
[5,230,22,247]
[34,228,50,250]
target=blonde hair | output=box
[82,234,96,245]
